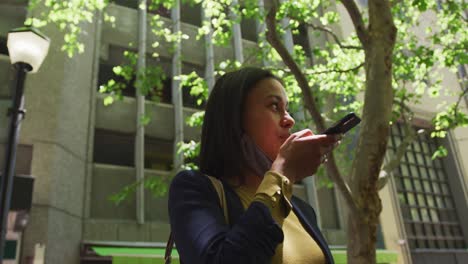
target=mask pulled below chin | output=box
[240,134,273,177]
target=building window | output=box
[98,45,173,104]
[389,123,466,249]
[93,129,173,170]
[144,136,173,170]
[98,60,173,103]
[113,0,171,18]
[180,2,202,27]
[241,17,258,42]
[93,129,135,167]
[98,46,205,109]
[112,0,138,9]
[113,0,202,25]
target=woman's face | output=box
[242,78,295,160]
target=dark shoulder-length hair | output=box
[199,67,280,181]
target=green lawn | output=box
[93,246,398,264]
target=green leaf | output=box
[139,114,151,126]
[431,146,448,160]
[412,0,428,11]
[113,66,123,75]
[103,96,114,106]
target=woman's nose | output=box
[282,112,295,128]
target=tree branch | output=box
[307,62,364,75]
[378,123,416,190]
[265,0,359,215]
[378,97,416,189]
[454,85,468,118]
[324,152,359,214]
[306,23,363,50]
[436,85,468,132]
[265,0,325,131]
[340,0,368,46]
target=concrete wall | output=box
[94,94,201,140]
[0,4,24,140]
[451,127,468,193]
[101,4,261,67]
[84,164,171,242]
[0,1,100,262]
[0,56,13,143]
[0,4,26,37]
[83,163,308,242]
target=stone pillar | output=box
[171,0,184,170]
[18,3,99,263]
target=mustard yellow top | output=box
[232,171,326,264]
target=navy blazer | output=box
[168,170,335,264]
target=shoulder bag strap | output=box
[205,175,229,224]
[165,174,228,264]
[164,232,175,264]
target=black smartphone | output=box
[323,113,361,135]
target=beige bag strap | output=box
[205,175,229,224]
[165,174,229,264]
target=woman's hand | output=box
[270,129,341,183]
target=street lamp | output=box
[0,27,50,262]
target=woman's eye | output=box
[270,103,279,111]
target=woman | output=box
[168,67,339,263]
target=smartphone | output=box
[323,113,361,135]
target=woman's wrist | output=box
[254,171,293,218]
[270,157,295,183]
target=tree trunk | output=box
[266,0,397,262]
[346,0,397,263]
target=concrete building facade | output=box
[0,0,466,263]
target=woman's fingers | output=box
[281,129,314,148]
[295,134,339,147]
[293,129,314,138]
[295,134,327,143]
[275,130,344,182]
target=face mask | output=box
[240,133,272,177]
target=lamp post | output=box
[0,27,50,262]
